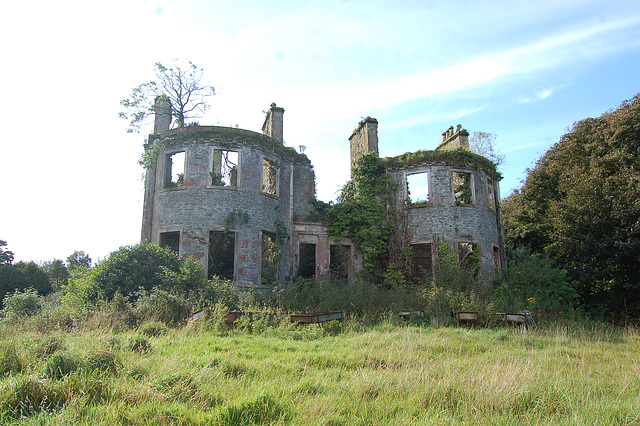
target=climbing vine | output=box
[314,153,406,284]
[139,137,168,170]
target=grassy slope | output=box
[1,321,639,425]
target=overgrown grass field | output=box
[1,317,638,425]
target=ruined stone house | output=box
[141,102,505,287]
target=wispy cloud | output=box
[272,14,640,123]
[383,105,488,130]
[518,87,556,104]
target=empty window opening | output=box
[262,159,278,196]
[159,231,180,254]
[330,245,350,280]
[211,149,238,187]
[487,178,496,211]
[165,152,185,188]
[458,242,479,274]
[208,230,235,280]
[261,232,279,285]
[298,243,316,278]
[411,243,432,281]
[407,172,430,204]
[492,245,500,275]
[453,171,473,206]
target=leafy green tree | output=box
[86,243,182,301]
[503,93,640,321]
[119,60,215,133]
[66,251,91,271]
[41,259,69,291]
[0,261,52,308]
[0,240,13,266]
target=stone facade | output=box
[141,103,504,286]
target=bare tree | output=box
[119,60,215,133]
[470,131,505,166]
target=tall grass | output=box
[0,318,638,424]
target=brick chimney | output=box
[153,96,172,133]
[436,124,469,151]
[262,103,285,143]
[349,117,378,171]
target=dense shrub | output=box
[270,277,422,318]
[196,276,242,311]
[492,248,577,320]
[86,243,181,301]
[0,261,51,309]
[421,241,490,322]
[135,288,190,326]
[1,288,43,321]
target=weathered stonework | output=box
[142,105,504,286]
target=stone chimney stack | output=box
[153,96,172,134]
[349,117,379,171]
[262,103,285,143]
[436,124,469,151]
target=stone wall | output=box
[349,117,378,170]
[141,108,504,286]
[388,161,503,279]
[141,126,312,285]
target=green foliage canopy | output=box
[0,240,13,266]
[0,261,51,308]
[87,243,182,301]
[66,251,91,271]
[502,93,640,320]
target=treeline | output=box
[502,93,640,323]
[2,94,638,326]
[0,238,577,333]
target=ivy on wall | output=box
[312,153,401,283]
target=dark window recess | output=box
[411,243,432,280]
[297,243,316,278]
[261,232,279,285]
[492,246,500,274]
[458,242,479,274]
[211,149,238,187]
[159,231,180,253]
[262,159,278,196]
[165,152,185,188]
[488,178,496,211]
[453,171,472,205]
[208,230,235,280]
[330,245,350,280]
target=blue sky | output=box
[1,0,639,263]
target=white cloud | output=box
[518,87,556,104]
[383,106,488,130]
